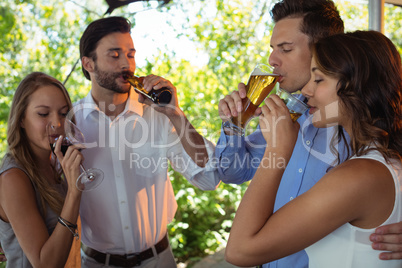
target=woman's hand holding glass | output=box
[52,133,84,193]
[47,119,104,191]
[259,95,300,160]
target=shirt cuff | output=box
[174,137,220,190]
[215,124,246,155]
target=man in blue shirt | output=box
[216,0,402,267]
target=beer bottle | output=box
[124,74,172,105]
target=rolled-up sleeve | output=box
[167,128,221,190]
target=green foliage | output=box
[191,0,274,89]
[0,1,401,267]
[167,171,248,264]
[0,0,98,158]
[385,4,402,55]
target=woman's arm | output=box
[0,140,83,267]
[225,95,395,267]
[0,168,80,268]
[226,156,395,266]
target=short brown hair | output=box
[79,16,132,80]
[271,0,344,46]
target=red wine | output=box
[49,143,71,156]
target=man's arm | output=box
[140,74,210,167]
[168,110,209,167]
[216,125,266,184]
[139,75,261,186]
[370,222,402,260]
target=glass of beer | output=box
[223,63,280,136]
[276,88,309,122]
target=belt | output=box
[82,234,169,267]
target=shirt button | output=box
[290,197,294,201]
[125,226,129,230]
[298,168,303,173]
[306,140,311,146]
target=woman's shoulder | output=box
[332,154,392,183]
[338,149,400,181]
[1,153,25,174]
[0,155,37,223]
[1,153,34,194]
[1,153,32,177]
[323,153,396,227]
[0,166,34,194]
[322,153,394,205]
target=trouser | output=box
[81,246,177,268]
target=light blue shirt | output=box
[216,112,349,268]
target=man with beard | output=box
[72,16,220,268]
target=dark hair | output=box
[271,0,344,46]
[313,30,402,162]
[79,16,132,80]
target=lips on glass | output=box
[121,71,133,81]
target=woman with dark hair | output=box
[0,72,83,267]
[226,30,402,268]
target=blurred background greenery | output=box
[0,0,401,267]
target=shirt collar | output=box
[126,88,144,117]
[78,88,144,119]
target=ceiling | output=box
[386,0,402,7]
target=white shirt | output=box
[306,150,402,268]
[72,88,220,254]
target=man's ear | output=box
[82,56,95,73]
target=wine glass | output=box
[47,119,104,191]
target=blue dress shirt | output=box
[216,112,349,268]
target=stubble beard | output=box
[93,63,130,94]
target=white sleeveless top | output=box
[305,150,402,268]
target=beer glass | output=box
[276,88,309,122]
[223,64,279,136]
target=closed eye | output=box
[108,50,120,58]
[277,42,293,53]
[128,52,135,59]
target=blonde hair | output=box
[6,72,73,216]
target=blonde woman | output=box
[0,72,82,267]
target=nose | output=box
[49,115,63,130]
[269,49,280,69]
[120,55,135,72]
[301,77,314,98]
